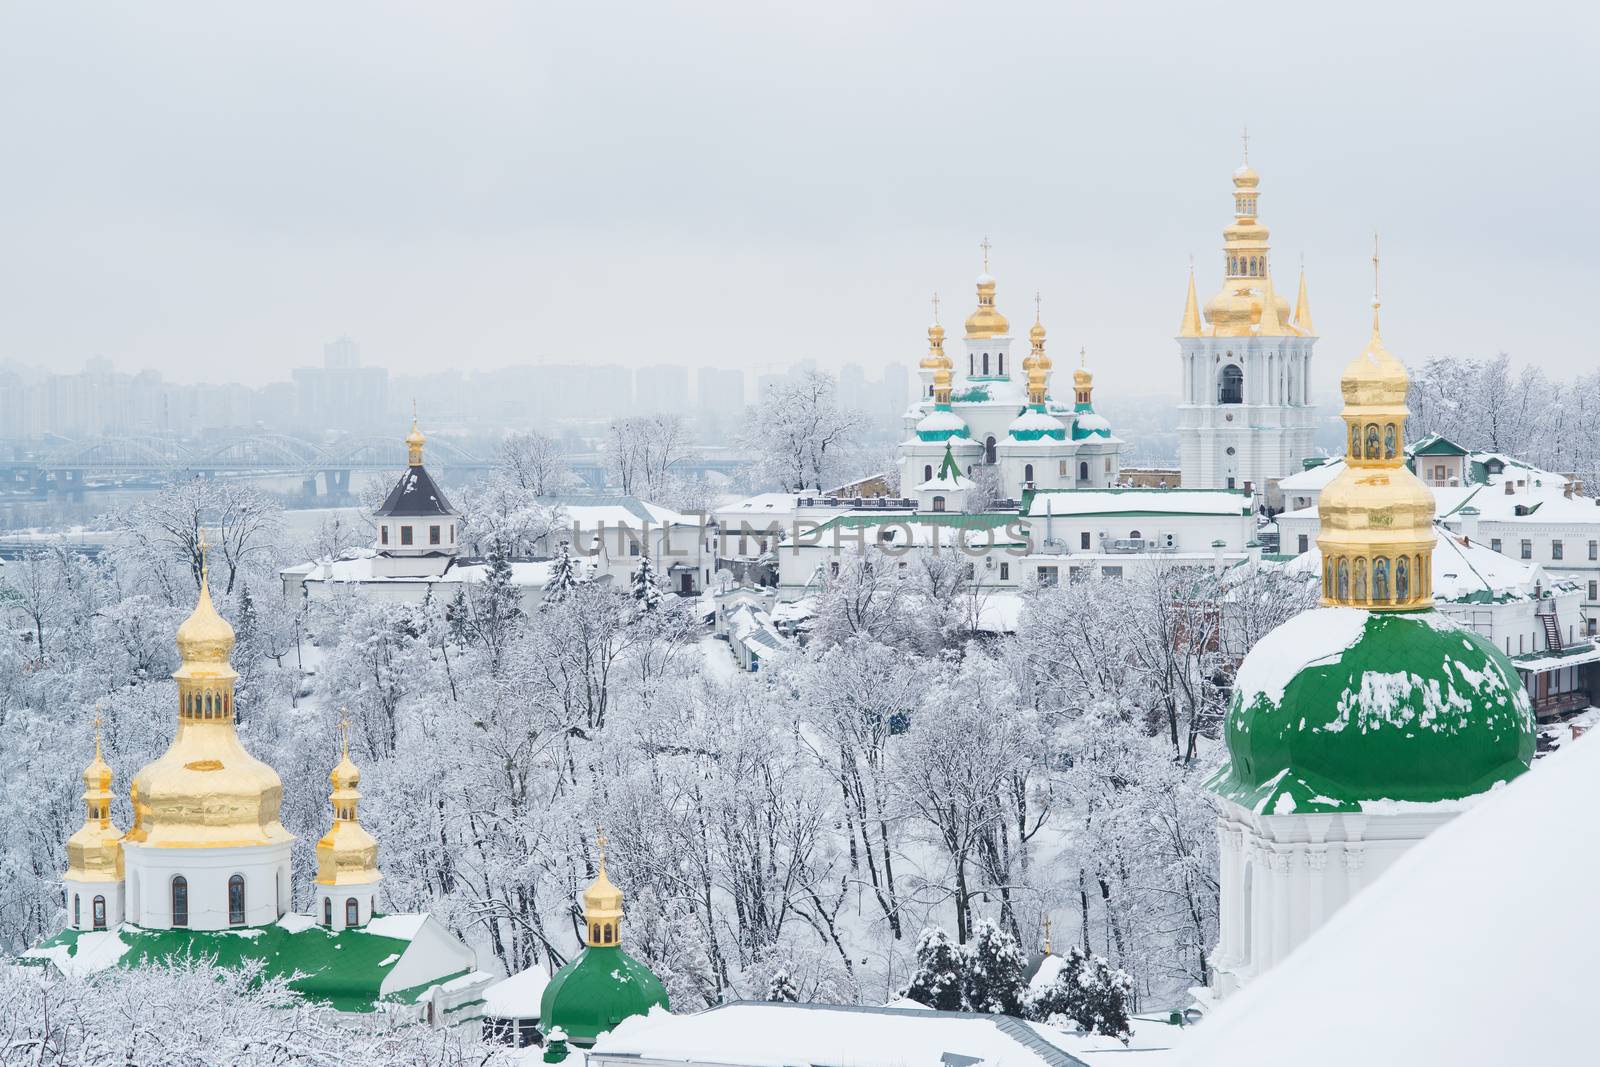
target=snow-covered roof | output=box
[917,408,969,435]
[1510,641,1600,673]
[589,1002,1089,1066]
[542,495,697,528]
[1175,735,1600,1067]
[1277,459,1344,493]
[1027,489,1252,518]
[375,465,455,518]
[297,548,577,587]
[727,603,788,654]
[806,513,1028,549]
[483,965,550,1019]
[1440,482,1600,525]
[917,470,974,491]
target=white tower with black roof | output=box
[371,418,459,578]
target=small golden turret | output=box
[65,713,123,884]
[1074,348,1094,407]
[1203,139,1296,338]
[315,716,382,891]
[583,828,624,947]
[923,294,955,405]
[1179,262,1203,338]
[406,410,426,467]
[1317,237,1434,610]
[1025,293,1051,406]
[1294,263,1315,335]
[964,237,1010,339]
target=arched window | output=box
[1365,423,1381,459]
[1396,555,1411,601]
[1218,365,1244,405]
[346,898,360,927]
[931,496,946,512]
[591,922,601,944]
[1349,424,1361,458]
[1130,530,1143,540]
[1384,423,1398,459]
[93,896,106,931]
[172,876,189,928]
[228,874,246,927]
[998,353,1006,376]
[924,464,933,481]
[1354,557,1368,602]
[984,436,997,464]
[1337,558,1350,601]
[1024,463,1034,484]
[1416,553,1426,598]
[1079,461,1089,481]
[324,897,332,927]
[1373,557,1391,603]
[73,894,80,929]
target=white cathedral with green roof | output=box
[1204,268,1535,999]
[24,553,495,1026]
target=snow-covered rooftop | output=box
[296,548,576,587]
[1027,489,1252,518]
[588,1002,1186,1066]
[483,965,550,1019]
[1175,734,1600,1067]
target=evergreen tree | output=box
[631,551,663,611]
[902,927,964,1012]
[764,969,799,1002]
[544,540,580,605]
[475,537,524,670]
[232,581,259,721]
[961,919,1028,1016]
[1026,945,1133,1042]
[446,586,472,646]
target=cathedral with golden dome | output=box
[1177,144,1319,501]
[900,241,1122,507]
[26,554,495,1025]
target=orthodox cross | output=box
[931,292,941,325]
[1241,125,1250,163]
[1034,290,1042,323]
[980,235,992,273]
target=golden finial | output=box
[1079,346,1086,369]
[596,825,608,869]
[980,235,992,274]
[1241,125,1250,164]
[1034,291,1043,324]
[931,291,941,325]
[1043,914,1053,955]
[405,407,426,466]
[93,705,104,760]
[198,532,209,583]
[1371,231,1382,335]
[337,709,352,758]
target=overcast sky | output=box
[0,1,1595,399]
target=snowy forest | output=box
[0,422,1324,1042]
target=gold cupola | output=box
[65,715,124,884]
[583,829,625,947]
[1073,348,1094,406]
[406,414,426,467]
[1025,293,1051,406]
[1316,240,1434,611]
[1202,144,1297,338]
[964,239,1010,339]
[124,546,291,849]
[923,295,955,405]
[315,719,381,889]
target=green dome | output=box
[1208,608,1534,815]
[539,944,668,1046]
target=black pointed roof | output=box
[375,464,455,518]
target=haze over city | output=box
[0,1,1595,400]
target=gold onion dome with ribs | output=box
[1202,155,1296,338]
[65,718,123,882]
[316,721,381,886]
[965,242,1010,339]
[125,552,290,849]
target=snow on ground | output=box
[697,635,740,682]
[1175,735,1600,1067]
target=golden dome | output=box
[1201,154,1299,339]
[125,564,290,850]
[920,319,948,370]
[316,721,381,887]
[1024,299,1051,406]
[175,568,235,671]
[582,828,625,944]
[406,416,426,467]
[1317,248,1434,612]
[66,721,123,883]
[965,272,1010,339]
[1233,164,1260,188]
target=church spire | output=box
[1025,293,1051,407]
[64,710,123,889]
[1316,236,1434,611]
[406,403,426,467]
[1204,147,1292,337]
[583,827,625,947]
[315,714,382,906]
[964,238,1010,339]
[1180,261,1203,337]
[1294,260,1315,335]
[922,293,954,406]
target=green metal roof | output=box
[1411,434,1470,457]
[1210,610,1534,814]
[540,944,668,1046]
[26,919,454,1013]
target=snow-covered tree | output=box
[544,540,581,605]
[499,429,572,495]
[604,414,696,498]
[902,927,964,1011]
[631,551,663,611]
[1028,944,1134,1042]
[765,969,800,1002]
[961,919,1028,1016]
[742,369,866,492]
